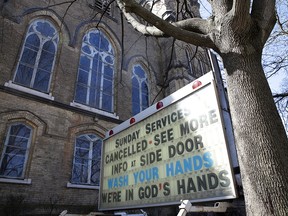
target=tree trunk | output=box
[222,52,288,215]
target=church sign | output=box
[99,72,237,210]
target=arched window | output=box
[71,134,102,186]
[132,64,149,115]
[185,47,195,77]
[14,19,58,93]
[75,29,115,113]
[185,47,206,79]
[0,123,32,178]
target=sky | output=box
[198,0,286,94]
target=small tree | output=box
[115,0,288,215]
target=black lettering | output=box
[140,155,145,166]
[189,118,199,131]
[146,123,151,134]
[154,134,160,145]
[139,187,144,199]
[131,160,136,167]
[185,138,194,152]
[118,150,122,160]
[168,145,176,158]
[105,155,109,164]
[138,185,158,199]
[140,150,162,166]
[115,139,119,148]
[154,129,174,145]
[177,109,184,120]
[219,170,231,187]
[168,136,204,158]
[194,135,204,149]
[160,130,168,143]
[102,193,108,203]
[199,114,209,128]
[187,177,197,193]
[102,192,121,203]
[176,141,185,155]
[113,191,121,202]
[161,116,168,127]
[156,119,162,130]
[125,189,133,201]
[151,185,158,198]
[163,182,170,196]
[142,139,148,150]
[208,173,219,189]
[167,128,174,141]
[151,122,156,131]
[112,162,128,175]
[160,129,174,144]
[197,175,207,191]
[171,112,177,122]
[180,122,190,136]
[209,109,218,124]
[177,179,186,194]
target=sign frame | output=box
[99,72,237,211]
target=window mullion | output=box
[87,140,93,184]
[99,58,104,109]
[30,37,43,88]
[139,79,143,110]
[87,55,93,105]
[21,127,32,179]
[0,126,12,172]
[111,59,115,111]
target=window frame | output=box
[70,133,102,187]
[13,19,59,93]
[74,29,115,113]
[185,47,206,79]
[132,64,149,115]
[0,123,33,180]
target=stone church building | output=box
[0,0,215,215]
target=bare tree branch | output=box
[251,0,277,44]
[173,18,211,34]
[273,92,288,98]
[117,0,216,49]
[209,0,232,20]
[232,0,250,16]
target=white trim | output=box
[13,19,58,94]
[132,64,149,114]
[66,182,99,190]
[0,123,33,180]
[70,101,119,119]
[0,178,32,185]
[5,81,54,100]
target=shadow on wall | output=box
[1,195,26,216]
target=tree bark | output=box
[222,51,288,216]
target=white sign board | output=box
[99,73,237,210]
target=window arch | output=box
[74,29,115,113]
[71,133,102,186]
[0,123,33,179]
[14,19,59,93]
[132,64,149,115]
